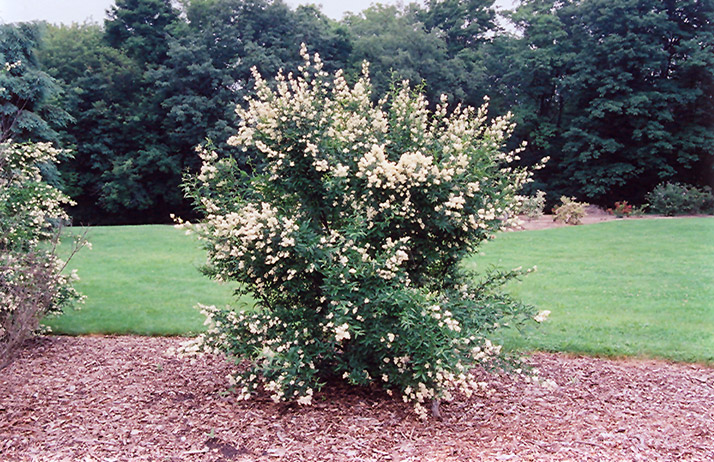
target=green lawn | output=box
[47,225,239,336]
[49,218,713,364]
[465,217,714,364]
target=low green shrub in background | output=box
[516,190,546,220]
[646,182,714,216]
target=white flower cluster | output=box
[471,338,503,361]
[223,47,533,241]
[206,201,301,290]
[426,305,461,332]
[177,303,321,405]
[4,60,21,71]
[534,310,551,323]
[0,141,74,248]
[401,359,489,420]
[334,322,351,342]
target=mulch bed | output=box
[1,336,712,461]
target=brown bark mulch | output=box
[1,336,712,461]
[511,209,712,232]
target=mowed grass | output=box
[47,225,240,336]
[48,219,713,364]
[465,217,714,364]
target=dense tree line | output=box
[500,0,714,204]
[1,0,712,224]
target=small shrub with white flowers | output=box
[516,190,547,220]
[0,140,85,365]
[180,46,545,418]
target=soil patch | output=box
[2,336,712,461]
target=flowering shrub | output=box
[515,190,546,220]
[608,200,633,218]
[646,182,714,216]
[180,46,544,418]
[552,196,588,225]
[0,140,84,366]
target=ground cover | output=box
[50,218,714,365]
[1,336,712,461]
[468,217,714,364]
[46,225,239,336]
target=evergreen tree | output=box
[0,23,70,142]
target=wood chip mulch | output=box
[1,336,712,461]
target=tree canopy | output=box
[7,0,710,223]
[0,23,70,143]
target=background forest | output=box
[2,0,712,225]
